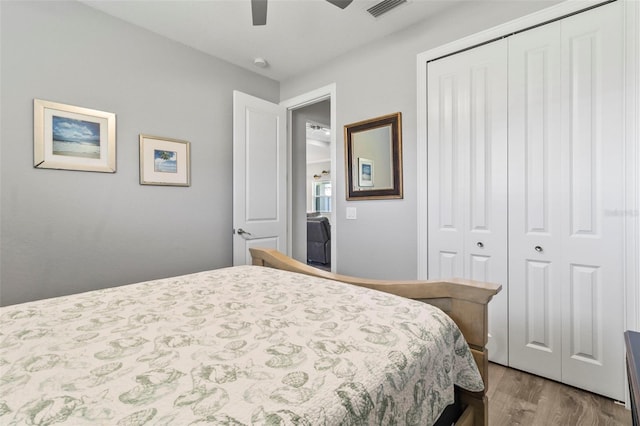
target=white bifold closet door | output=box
[428,0,625,399]
[508,2,625,400]
[507,19,564,382]
[427,40,509,365]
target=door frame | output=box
[416,0,640,362]
[281,83,337,271]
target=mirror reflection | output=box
[352,125,394,190]
[344,112,403,200]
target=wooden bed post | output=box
[249,248,501,426]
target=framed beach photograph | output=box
[358,158,374,187]
[139,134,191,186]
[33,99,116,172]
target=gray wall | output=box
[0,1,279,306]
[281,1,561,280]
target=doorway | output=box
[283,85,336,271]
[305,119,332,270]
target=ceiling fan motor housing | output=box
[251,0,354,26]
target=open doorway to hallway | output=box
[289,99,333,272]
[306,121,331,271]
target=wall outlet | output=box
[346,207,357,220]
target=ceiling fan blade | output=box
[251,0,268,26]
[325,0,353,9]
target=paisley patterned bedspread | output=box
[0,265,483,425]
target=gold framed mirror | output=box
[344,112,403,200]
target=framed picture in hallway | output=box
[358,157,374,187]
[33,99,116,173]
[139,134,191,186]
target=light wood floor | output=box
[487,363,631,425]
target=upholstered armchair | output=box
[307,216,331,264]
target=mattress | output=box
[0,265,483,425]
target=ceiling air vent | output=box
[367,0,407,18]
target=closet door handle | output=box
[535,245,543,252]
[477,242,484,248]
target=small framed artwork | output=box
[33,99,116,172]
[139,134,191,186]
[358,158,374,187]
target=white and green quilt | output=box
[0,265,483,425]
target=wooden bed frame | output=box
[250,248,502,426]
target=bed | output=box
[0,248,500,426]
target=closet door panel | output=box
[568,265,601,360]
[469,67,490,230]
[524,260,553,346]
[437,251,459,278]
[508,22,563,380]
[464,44,508,365]
[428,64,465,280]
[428,40,508,365]
[560,1,624,401]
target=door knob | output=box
[535,246,543,252]
[237,228,253,240]
[477,242,484,248]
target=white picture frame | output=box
[33,99,116,173]
[139,134,191,186]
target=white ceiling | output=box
[307,140,331,163]
[80,0,473,81]
[306,122,331,163]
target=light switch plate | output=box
[346,207,357,220]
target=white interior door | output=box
[427,39,509,365]
[233,91,287,265]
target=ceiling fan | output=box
[251,0,354,26]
